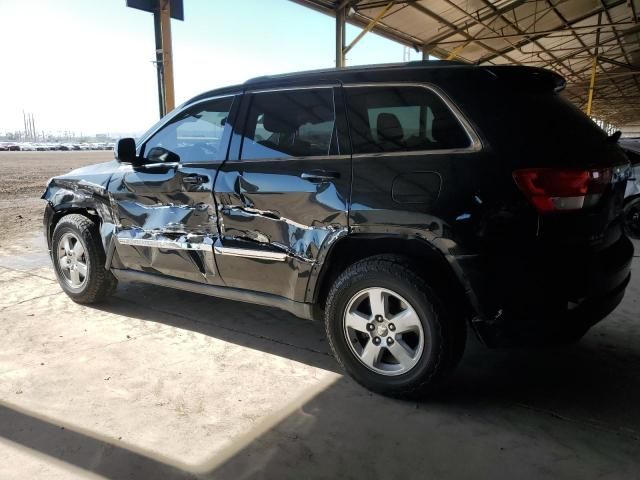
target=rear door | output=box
[343,83,487,247]
[108,95,237,284]
[213,86,351,301]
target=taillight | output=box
[513,167,612,213]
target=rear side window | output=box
[346,86,471,154]
[240,89,336,159]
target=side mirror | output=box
[115,138,138,164]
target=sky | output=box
[0,0,414,136]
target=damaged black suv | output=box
[43,62,634,396]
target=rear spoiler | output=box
[482,66,566,93]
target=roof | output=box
[291,0,640,131]
[186,61,562,105]
[244,59,468,84]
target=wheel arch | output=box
[308,233,480,325]
[46,206,101,250]
[43,180,116,254]
[624,193,640,206]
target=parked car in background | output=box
[0,142,20,151]
[42,62,634,396]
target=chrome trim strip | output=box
[229,154,351,163]
[116,237,212,251]
[351,147,476,159]
[213,244,288,261]
[247,84,340,94]
[141,162,180,169]
[136,82,482,161]
[343,82,482,154]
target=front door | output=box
[213,86,352,301]
[108,95,237,284]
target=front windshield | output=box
[135,101,189,146]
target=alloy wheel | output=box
[343,287,425,376]
[57,232,89,288]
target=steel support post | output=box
[159,0,175,114]
[153,11,165,117]
[336,5,346,68]
[586,56,598,116]
[586,13,602,117]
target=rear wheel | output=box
[324,255,464,397]
[52,214,117,303]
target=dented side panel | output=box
[41,160,119,252]
[213,157,351,301]
[107,163,222,285]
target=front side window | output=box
[240,89,336,159]
[143,96,234,163]
[346,86,471,154]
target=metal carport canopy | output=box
[291,0,640,133]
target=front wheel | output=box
[51,214,117,304]
[324,256,464,397]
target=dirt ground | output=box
[0,151,111,254]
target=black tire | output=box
[623,197,640,240]
[51,214,117,304]
[324,255,465,397]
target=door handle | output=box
[183,175,207,185]
[300,171,340,182]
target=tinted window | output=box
[143,96,233,162]
[346,86,470,154]
[241,89,335,159]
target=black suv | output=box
[43,62,634,396]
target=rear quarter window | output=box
[345,86,471,154]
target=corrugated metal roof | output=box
[292,0,640,130]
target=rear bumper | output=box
[468,234,634,346]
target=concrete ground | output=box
[0,165,639,478]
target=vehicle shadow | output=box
[95,278,640,434]
[95,280,339,373]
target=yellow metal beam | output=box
[343,2,394,56]
[586,55,598,116]
[586,12,602,117]
[445,40,471,60]
[159,0,175,113]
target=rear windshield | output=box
[459,71,616,168]
[492,91,607,146]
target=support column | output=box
[586,56,598,117]
[336,5,346,68]
[159,0,175,114]
[586,12,602,117]
[153,11,165,118]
